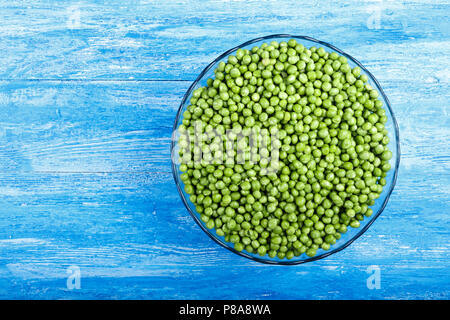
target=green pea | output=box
[178,39,393,260]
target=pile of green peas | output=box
[177,39,392,259]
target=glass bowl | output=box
[171,34,400,265]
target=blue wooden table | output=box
[0,0,449,299]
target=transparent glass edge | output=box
[170,34,401,265]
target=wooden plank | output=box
[0,79,448,174]
[0,80,190,173]
[1,171,447,260]
[0,266,448,299]
[0,0,448,80]
[0,171,448,299]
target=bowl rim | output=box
[170,34,401,265]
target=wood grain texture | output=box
[0,80,185,173]
[0,0,448,80]
[0,0,449,299]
